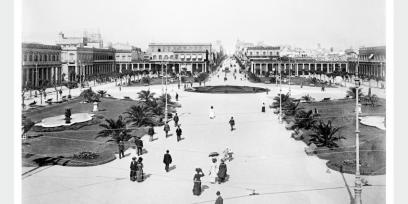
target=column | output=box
[25,69,29,86]
[296,63,299,76]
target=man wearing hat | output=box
[135,136,143,156]
[130,157,137,181]
[215,191,223,204]
[163,150,172,172]
[217,159,227,184]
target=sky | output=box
[22,0,386,54]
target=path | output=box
[22,58,385,204]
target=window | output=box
[164,55,169,60]
[249,52,252,56]
[24,54,27,62]
[44,55,48,61]
[256,51,259,55]
[159,55,162,60]
[29,54,32,61]
[34,54,38,61]
[153,55,157,60]
[174,54,178,59]
[263,51,266,55]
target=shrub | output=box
[80,88,100,103]
[73,151,99,160]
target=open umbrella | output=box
[209,152,219,157]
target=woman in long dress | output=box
[208,158,218,183]
[217,159,227,184]
[209,106,215,119]
[193,168,205,196]
[136,157,144,182]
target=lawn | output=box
[284,97,386,175]
[22,96,153,167]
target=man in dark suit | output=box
[215,191,223,204]
[135,137,143,156]
[130,157,137,181]
[163,150,172,172]
[176,125,182,142]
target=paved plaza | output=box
[22,58,385,204]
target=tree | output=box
[137,90,155,103]
[80,88,100,103]
[301,94,315,102]
[272,92,292,108]
[310,120,344,148]
[346,87,364,99]
[294,110,316,130]
[158,93,172,105]
[124,105,155,127]
[283,101,302,116]
[142,76,151,85]
[97,117,131,143]
[97,90,107,98]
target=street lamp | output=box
[278,58,282,124]
[354,76,362,204]
[347,50,362,204]
[164,62,168,123]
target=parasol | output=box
[209,152,219,157]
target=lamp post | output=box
[164,62,168,123]
[348,50,362,204]
[278,58,282,123]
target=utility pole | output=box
[279,58,282,124]
[164,62,168,123]
[354,54,362,204]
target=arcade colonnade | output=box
[250,61,349,76]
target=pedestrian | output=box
[193,168,205,196]
[148,126,155,142]
[208,158,218,184]
[176,125,182,142]
[229,117,235,131]
[164,122,170,137]
[130,157,137,181]
[135,137,143,156]
[261,102,266,113]
[118,139,125,159]
[217,160,227,184]
[215,191,223,204]
[163,150,172,172]
[175,93,179,101]
[209,106,215,119]
[173,113,179,127]
[136,157,144,182]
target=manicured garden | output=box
[272,88,386,175]
[186,85,269,94]
[22,88,179,167]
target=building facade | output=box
[115,49,132,73]
[347,46,386,78]
[146,43,212,74]
[93,48,115,75]
[22,43,62,87]
[57,32,115,81]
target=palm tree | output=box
[301,94,315,102]
[310,120,344,148]
[283,101,302,116]
[272,92,291,108]
[137,90,155,103]
[124,105,155,127]
[158,93,172,105]
[346,87,364,99]
[294,110,316,130]
[97,117,131,143]
[97,90,107,98]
